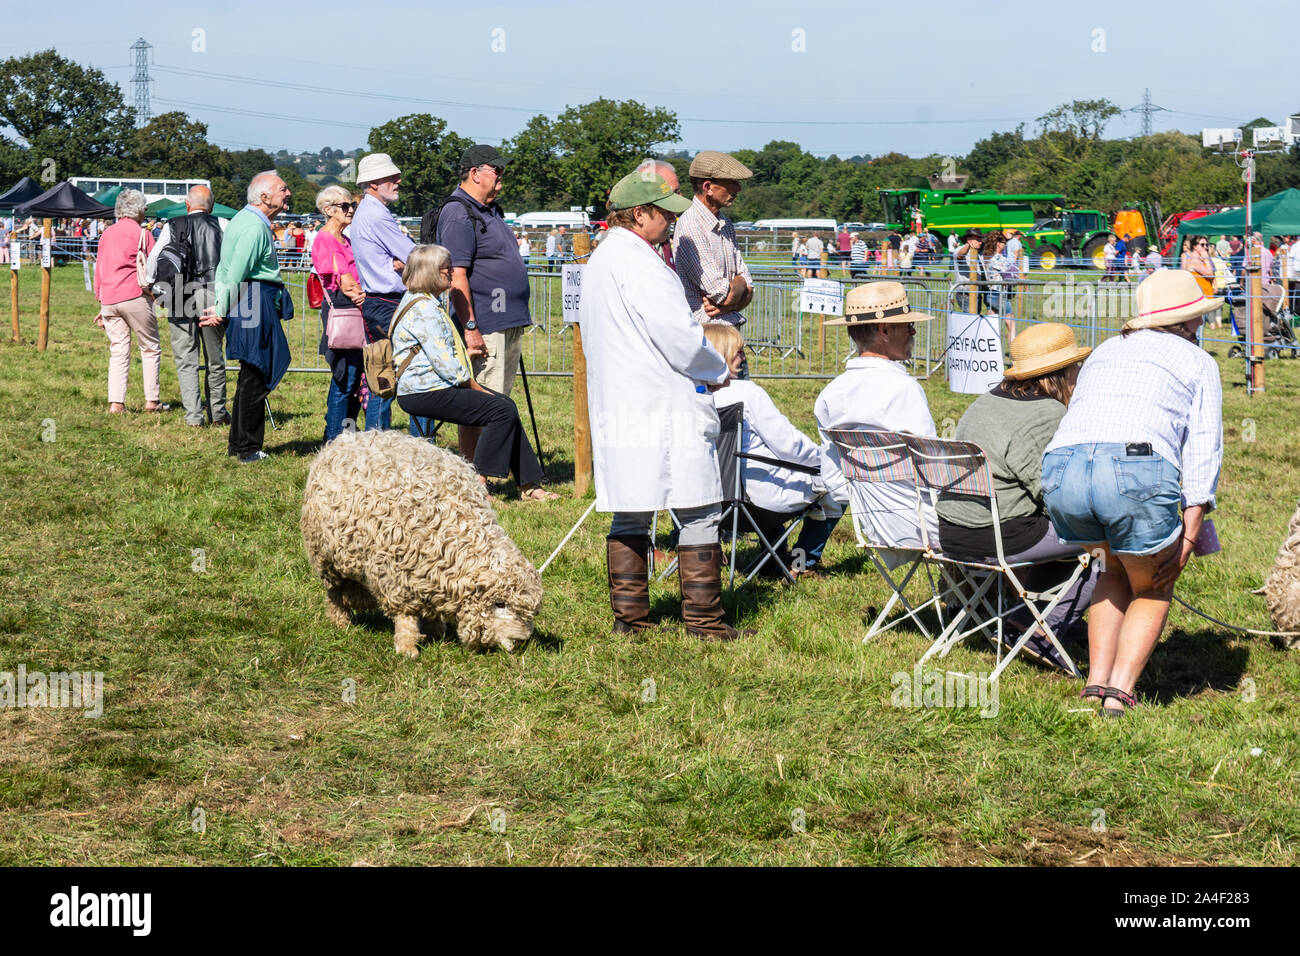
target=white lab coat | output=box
[580,227,730,513]
[815,356,939,558]
[713,379,820,514]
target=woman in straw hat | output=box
[1041,270,1223,716]
[937,323,1096,672]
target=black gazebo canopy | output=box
[0,176,45,211]
[13,181,114,219]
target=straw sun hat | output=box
[824,281,935,326]
[1124,268,1224,331]
[1004,323,1092,380]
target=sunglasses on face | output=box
[332,202,358,212]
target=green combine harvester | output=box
[876,176,1112,269]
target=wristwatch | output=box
[465,319,478,331]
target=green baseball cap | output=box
[608,172,692,214]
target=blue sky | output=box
[3,0,1295,158]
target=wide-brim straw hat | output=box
[825,280,934,326]
[1004,323,1091,380]
[1123,268,1223,331]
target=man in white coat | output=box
[580,171,748,642]
[817,281,939,566]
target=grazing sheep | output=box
[301,430,543,655]
[1263,500,1300,648]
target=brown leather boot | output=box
[607,536,651,634]
[677,543,753,642]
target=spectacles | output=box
[480,165,504,178]
[332,202,358,212]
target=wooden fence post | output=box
[966,251,978,314]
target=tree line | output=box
[3,50,1297,222]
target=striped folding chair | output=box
[902,434,1086,680]
[825,429,952,643]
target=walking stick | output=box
[518,355,545,468]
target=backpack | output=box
[362,296,424,399]
[152,216,190,316]
[420,193,492,247]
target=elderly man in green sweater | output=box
[202,171,293,463]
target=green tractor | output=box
[1025,207,1112,270]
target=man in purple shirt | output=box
[350,152,415,431]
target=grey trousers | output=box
[168,318,227,425]
[611,504,721,547]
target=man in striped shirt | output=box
[672,150,754,377]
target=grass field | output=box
[1,266,1298,866]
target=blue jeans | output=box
[324,357,361,441]
[1042,442,1183,557]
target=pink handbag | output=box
[326,302,366,350]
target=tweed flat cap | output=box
[688,151,753,181]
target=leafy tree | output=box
[0,49,134,179]
[209,149,277,208]
[367,113,471,215]
[549,99,680,211]
[964,126,1024,184]
[500,115,567,211]
[128,112,224,180]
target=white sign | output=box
[8,243,17,271]
[799,278,843,315]
[83,259,92,291]
[946,311,1004,394]
[40,238,51,269]
[561,263,582,324]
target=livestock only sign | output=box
[946,312,1004,393]
[561,263,582,324]
[798,278,843,315]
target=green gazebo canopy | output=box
[152,200,238,220]
[1176,188,1300,239]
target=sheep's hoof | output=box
[395,643,420,659]
[325,603,351,628]
[393,616,422,658]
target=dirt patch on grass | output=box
[937,820,1207,867]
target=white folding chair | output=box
[901,434,1086,680]
[824,429,954,644]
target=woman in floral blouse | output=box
[392,245,556,501]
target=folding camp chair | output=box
[901,434,1086,680]
[409,415,442,442]
[655,402,825,587]
[824,429,953,644]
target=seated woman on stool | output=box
[936,323,1097,672]
[393,244,557,501]
[703,324,840,576]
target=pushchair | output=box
[1225,281,1299,360]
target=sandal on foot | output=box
[1100,686,1138,718]
[1080,684,1106,702]
[520,486,559,502]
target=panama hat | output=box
[356,153,401,186]
[1004,323,1091,380]
[824,281,934,326]
[1123,268,1223,331]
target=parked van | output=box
[515,211,590,230]
[752,218,838,233]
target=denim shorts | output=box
[1041,443,1183,557]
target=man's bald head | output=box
[187,184,214,213]
[637,159,680,194]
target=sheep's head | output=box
[458,566,544,653]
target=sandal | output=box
[108,402,126,414]
[1080,685,1105,702]
[1100,686,1138,718]
[519,486,559,502]
[144,402,172,413]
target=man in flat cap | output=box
[673,150,756,378]
[817,281,939,564]
[580,171,752,643]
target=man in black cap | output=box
[433,144,532,460]
[953,228,984,313]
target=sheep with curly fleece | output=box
[1263,500,1300,649]
[301,429,543,655]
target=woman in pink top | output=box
[312,185,367,441]
[92,190,166,414]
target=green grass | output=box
[1,266,1298,865]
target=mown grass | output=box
[0,267,1297,866]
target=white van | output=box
[752,218,838,233]
[515,211,590,230]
